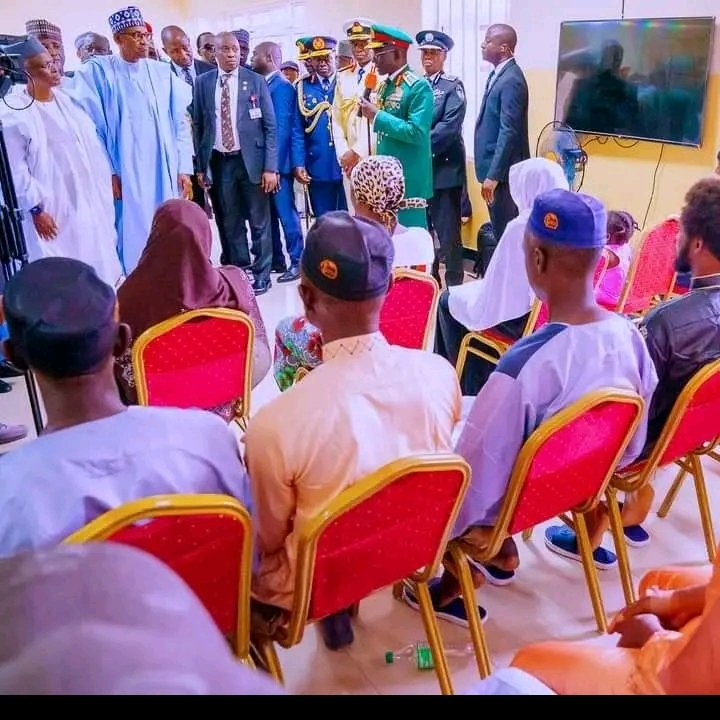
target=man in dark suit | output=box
[474,24,529,242]
[162,25,215,213]
[418,30,467,288]
[252,42,309,283]
[193,32,279,295]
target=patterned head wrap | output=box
[350,155,426,229]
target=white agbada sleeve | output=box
[1,111,45,211]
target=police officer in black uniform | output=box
[417,30,467,287]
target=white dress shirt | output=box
[172,60,196,84]
[486,57,513,92]
[214,68,241,153]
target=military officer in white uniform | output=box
[332,18,379,207]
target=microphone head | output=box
[364,70,378,90]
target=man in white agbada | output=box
[435,157,568,394]
[71,5,193,274]
[1,38,122,287]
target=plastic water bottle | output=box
[384,641,475,671]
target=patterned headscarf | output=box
[350,155,427,230]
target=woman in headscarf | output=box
[436,158,569,395]
[271,156,434,392]
[116,200,271,417]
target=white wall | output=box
[3,0,188,70]
[510,0,720,71]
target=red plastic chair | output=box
[609,218,679,315]
[447,390,644,670]
[379,269,440,350]
[132,308,255,429]
[608,359,720,603]
[64,494,254,663]
[456,251,608,377]
[253,455,471,695]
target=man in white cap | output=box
[332,19,378,207]
[70,5,194,274]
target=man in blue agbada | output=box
[71,5,194,274]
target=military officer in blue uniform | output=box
[417,30,467,287]
[296,36,347,218]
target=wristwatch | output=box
[29,205,43,216]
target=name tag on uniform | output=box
[249,107,263,120]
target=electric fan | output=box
[535,121,587,191]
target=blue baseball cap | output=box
[528,189,608,248]
[301,212,394,301]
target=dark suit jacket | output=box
[474,59,530,184]
[193,66,279,185]
[429,72,467,190]
[267,71,305,176]
[169,59,216,81]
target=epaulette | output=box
[404,69,421,86]
[442,74,459,82]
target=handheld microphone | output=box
[357,69,378,117]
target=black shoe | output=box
[253,278,272,296]
[0,380,11,394]
[278,265,300,284]
[0,360,24,379]
[318,610,354,651]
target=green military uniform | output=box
[368,25,434,229]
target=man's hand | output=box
[261,172,279,194]
[359,98,378,121]
[33,212,59,241]
[178,174,193,200]
[614,614,665,649]
[196,172,211,190]
[111,175,122,200]
[481,178,498,205]
[340,150,361,176]
[293,167,311,186]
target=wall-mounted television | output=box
[554,17,715,147]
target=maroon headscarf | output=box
[118,199,261,341]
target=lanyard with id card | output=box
[249,94,263,120]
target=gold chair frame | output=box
[455,299,543,378]
[64,494,254,664]
[389,268,441,352]
[253,454,471,696]
[448,390,644,677]
[132,308,255,431]
[608,359,720,605]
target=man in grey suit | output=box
[194,32,279,295]
[474,24,530,242]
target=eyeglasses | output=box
[121,31,150,42]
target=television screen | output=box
[555,17,715,147]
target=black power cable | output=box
[641,144,665,230]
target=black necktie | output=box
[484,70,496,96]
[358,66,365,83]
[182,66,193,87]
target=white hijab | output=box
[448,158,569,331]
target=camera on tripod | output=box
[0,34,28,100]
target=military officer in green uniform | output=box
[359,24,434,229]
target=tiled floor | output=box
[2,276,718,695]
